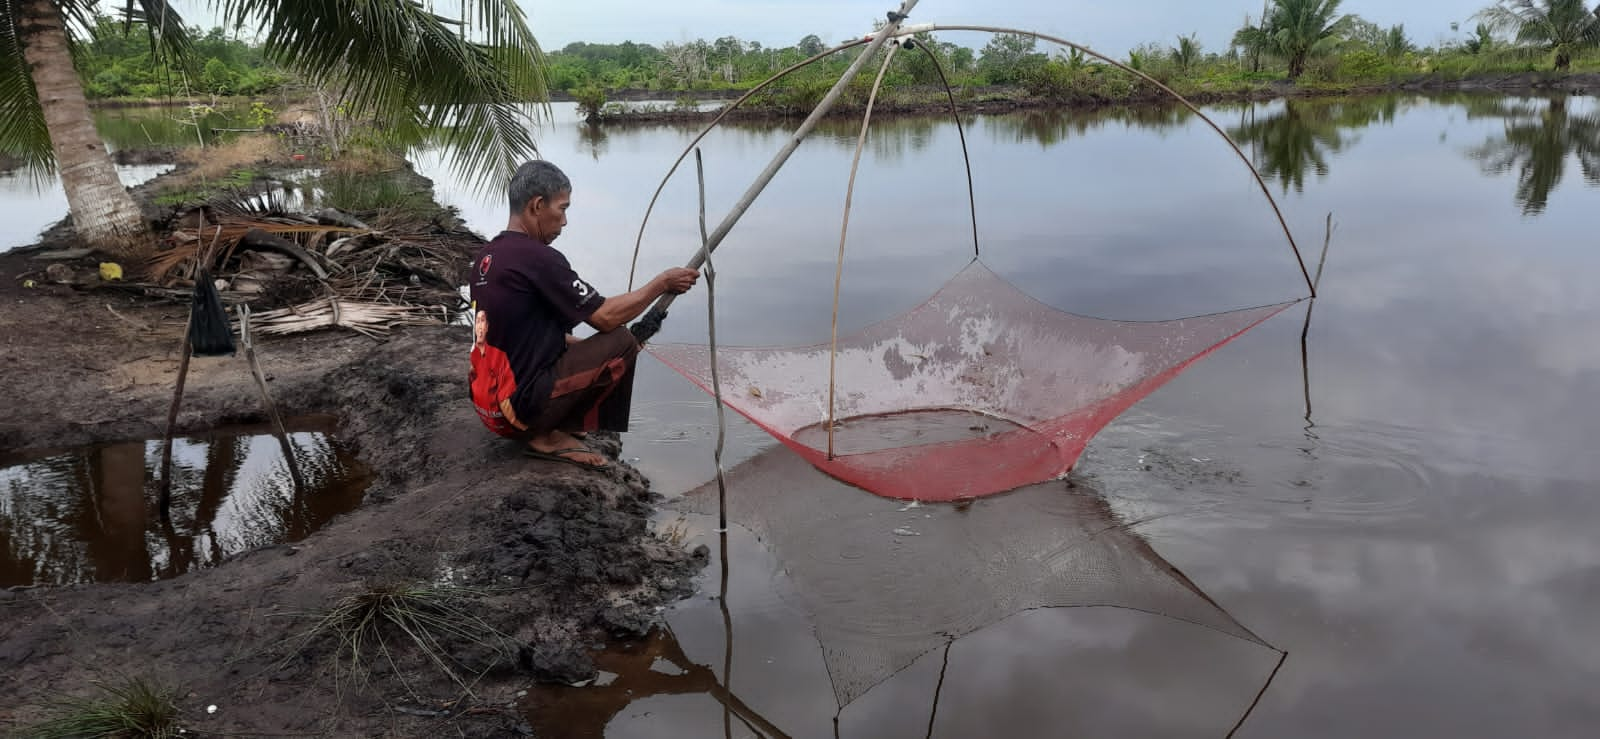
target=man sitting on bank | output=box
[469,160,698,470]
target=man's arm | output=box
[587,268,699,333]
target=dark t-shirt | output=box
[469,231,604,428]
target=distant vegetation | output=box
[69,0,1600,108]
[544,0,1600,111]
[76,18,288,99]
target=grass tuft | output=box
[313,168,429,214]
[20,677,182,739]
[282,583,517,701]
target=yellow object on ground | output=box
[99,262,123,281]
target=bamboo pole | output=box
[626,37,872,292]
[629,0,923,343]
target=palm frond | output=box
[216,0,550,193]
[0,2,55,177]
[124,0,195,67]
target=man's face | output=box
[528,190,571,244]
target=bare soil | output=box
[0,201,706,735]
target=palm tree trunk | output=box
[17,0,150,254]
[1288,55,1306,81]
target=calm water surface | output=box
[7,93,1596,735]
[1,104,248,250]
[0,417,370,588]
[418,95,1600,737]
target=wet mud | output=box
[0,248,704,734]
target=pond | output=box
[0,416,371,588]
[0,104,255,251]
[415,94,1600,737]
[6,91,1598,735]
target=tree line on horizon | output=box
[544,0,1600,95]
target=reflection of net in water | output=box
[649,261,1297,501]
[670,444,1275,710]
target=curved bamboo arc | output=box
[827,44,900,460]
[930,25,1315,297]
[915,40,980,259]
[626,38,871,291]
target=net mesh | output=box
[670,444,1274,709]
[648,260,1298,501]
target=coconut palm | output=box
[1229,98,1401,192]
[1172,33,1202,73]
[1383,24,1414,59]
[1470,96,1600,215]
[1,1,547,255]
[1475,0,1600,71]
[1231,0,1351,81]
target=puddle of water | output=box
[0,415,371,588]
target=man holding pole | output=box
[469,160,699,470]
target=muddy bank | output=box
[111,146,181,166]
[587,72,1600,124]
[0,199,705,734]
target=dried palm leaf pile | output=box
[132,196,481,338]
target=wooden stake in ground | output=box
[239,304,307,495]
[157,313,194,523]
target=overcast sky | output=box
[516,0,1497,55]
[165,1,1500,57]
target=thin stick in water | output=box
[698,148,729,532]
[1226,649,1289,739]
[240,304,307,495]
[157,313,193,523]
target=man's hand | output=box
[565,334,581,346]
[657,267,699,295]
[587,267,702,333]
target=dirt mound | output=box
[0,320,706,736]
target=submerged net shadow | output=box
[649,261,1299,501]
[670,443,1275,710]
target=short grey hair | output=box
[509,160,571,213]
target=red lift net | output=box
[647,260,1298,501]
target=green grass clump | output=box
[283,583,517,700]
[314,169,428,215]
[20,678,182,738]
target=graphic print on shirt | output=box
[468,230,607,431]
[469,308,522,435]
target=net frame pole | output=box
[629,0,923,342]
[626,36,873,291]
[902,24,1316,298]
[914,39,980,260]
[827,44,900,460]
